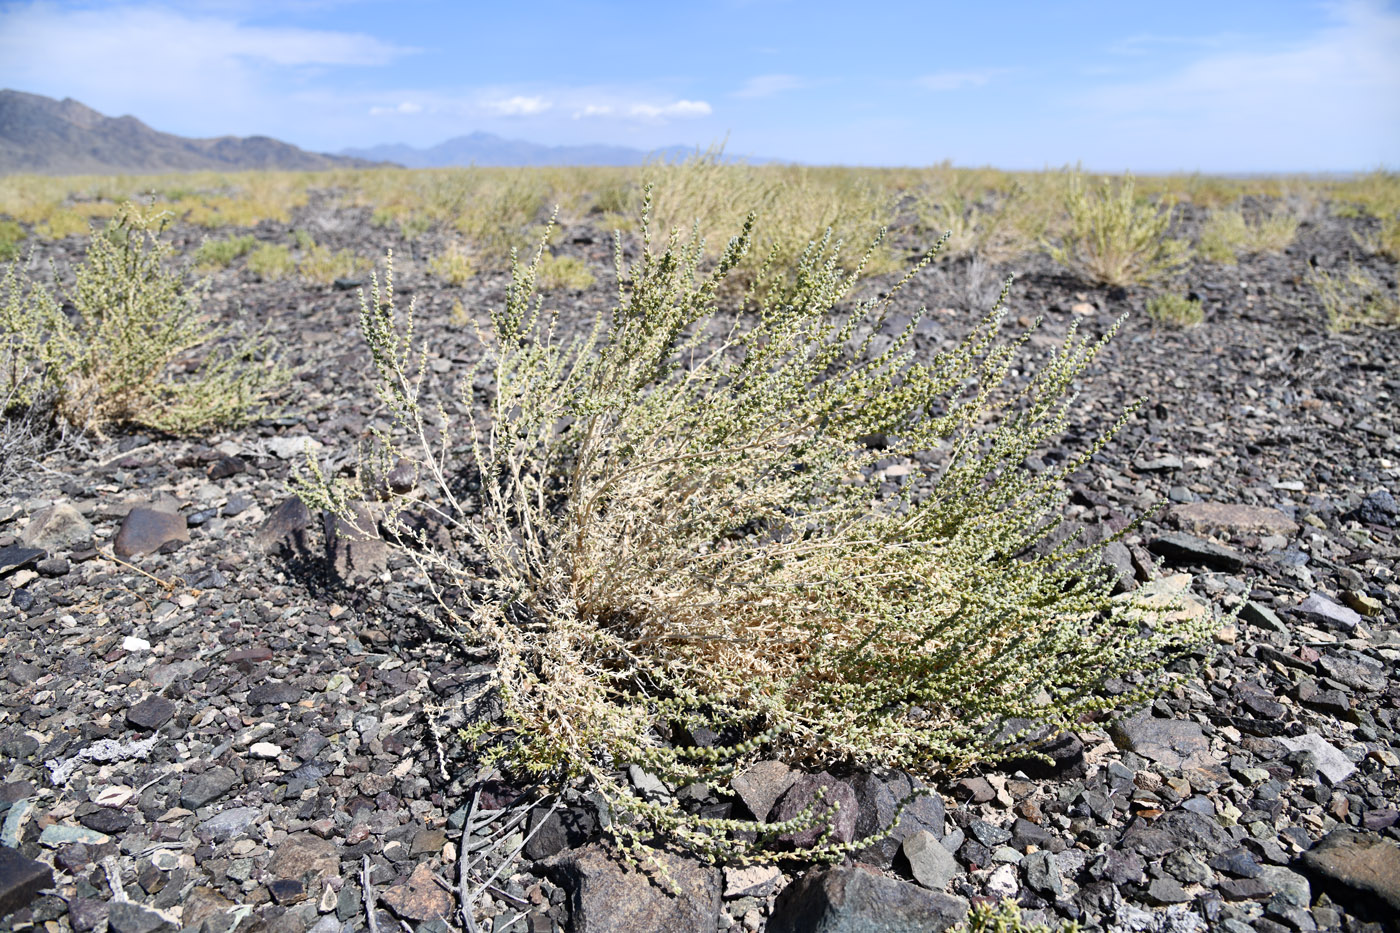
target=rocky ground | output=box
[1,194,1398,933]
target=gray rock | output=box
[0,545,45,577]
[266,833,341,886]
[113,507,189,558]
[255,497,313,553]
[1119,809,1234,859]
[1257,865,1311,908]
[850,771,944,868]
[126,695,176,730]
[21,503,93,551]
[1293,593,1362,631]
[1168,502,1300,537]
[1276,734,1356,785]
[1110,711,1217,771]
[1298,828,1400,920]
[181,766,239,809]
[1351,489,1397,527]
[107,902,176,933]
[1022,850,1063,899]
[902,829,959,891]
[0,845,53,918]
[544,843,720,933]
[731,760,796,822]
[323,502,388,580]
[1148,532,1246,572]
[769,865,967,933]
[196,806,261,841]
[248,680,306,705]
[772,772,859,848]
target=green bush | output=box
[1311,264,1400,331]
[0,220,26,261]
[957,900,1080,933]
[1197,207,1298,264]
[1048,173,1188,286]
[535,253,595,290]
[297,200,1208,865]
[246,243,295,281]
[1145,293,1204,328]
[193,233,258,269]
[428,242,476,286]
[1,203,284,434]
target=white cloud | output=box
[573,104,614,119]
[916,71,996,91]
[733,74,807,98]
[628,99,712,121]
[487,95,552,116]
[370,100,423,116]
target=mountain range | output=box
[0,89,378,175]
[339,133,696,168]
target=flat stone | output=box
[522,805,598,861]
[248,680,306,705]
[724,864,782,899]
[126,695,175,730]
[1293,593,1362,631]
[268,436,323,460]
[323,502,389,580]
[38,824,110,846]
[1169,502,1299,537]
[196,806,261,842]
[0,546,45,577]
[772,772,859,849]
[255,497,313,553]
[107,901,176,933]
[181,766,238,809]
[1110,712,1218,771]
[544,843,720,933]
[769,865,968,933]
[266,832,340,886]
[249,741,281,759]
[849,771,944,868]
[1298,828,1400,920]
[1148,532,1247,572]
[268,878,305,905]
[1119,809,1234,859]
[0,845,53,918]
[113,507,188,559]
[21,503,93,551]
[1022,850,1063,899]
[902,829,959,891]
[78,807,132,834]
[1277,734,1356,785]
[731,760,796,822]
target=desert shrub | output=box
[1145,293,1204,328]
[1197,207,1298,263]
[429,242,477,286]
[297,198,1208,866]
[193,234,258,269]
[0,220,25,261]
[535,253,595,290]
[1352,217,1400,263]
[0,203,283,434]
[298,240,370,285]
[958,900,1079,933]
[246,243,295,281]
[1311,264,1400,331]
[1047,173,1188,287]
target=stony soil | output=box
[1,196,1398,933]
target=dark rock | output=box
[545,843,720,933]
[998,730,1087,779]
[113,507,189,559]
[266,833,340,886]
[1110,711,1217,770]
[323,502,389,579]
[79,807,133,834]
[35,557,68,576]
[207,456,247,480]
[1022,850,1063,899]
[1219,877,1274,900]
[221,493,253,518]
[1297,828,1400,921]
[107,901,175,933]
[0,546,45,577]
[1349,489,1397,527]
[772,772,859,848]
[1146,876,1191,905]
[769,865,968,933]
[196,806,260,841]
[967,819,1011,848]
[849,771,944,868]
[1148,532,1247,572]
[523,805,599,861]
[730,760,796,822]
[68,897,109,932]
[126,695,176,730]
[256,497,313,553]
[248,681,306,705]
[1119,809,1235,859]
[1099,849,1146,885]
[181,766,238,809]
[268,878,306,905]
[953,776,996,804]
[0,846,52,918]
[1211,848,1264,879]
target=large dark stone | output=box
[1118,809,1235,859]
[998,729,1087,779]
[0,846,52,918]
[1109,712,1217,771]
[850,770,945,868]
[107,901,176,933]
[255,497,313,553]
[0,546,45,577]
[768,865,967,933]
[771,772,859,849]
[248,681,306,705]
[322,502,389,580]
[126,695,176,731]
[1148,532,1246,572]
[1297,828,1400,923]
[730,760,796,822]
[544,843,720,933]
[113,507,188,559]
[523,804,600,861]
[180,766,239,809]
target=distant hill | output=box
[341,132,700,168]
[0,89,383,175]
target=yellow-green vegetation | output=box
[193,234,258,270]
[535,252,595,290]
[1048,172,1188,287]
[428,241,476,286]
[957,900,1079,933]
[0,220,25,262]
[1145,292,1204,328]
[1197,206,1298,263]
[298,239,370,286]
[1311,264,1400,332]
[246,243,295,281]
[0,203,283,434]
[297,202,1209,867]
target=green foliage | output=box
[1145,293,1204,328]
[298,239,370,285]
[957,900,1080,933]
[1197,207,1298,264]
[1311,264,1400,332]
[193,234,258,269]
[535,253,596,290]
[297,197,1208,864]
[1,202,284,434]
[246,243,295,281]
[0,220,26,261]
[428,242,476,286]
[1048,173,1188,287]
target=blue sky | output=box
[1,0,1397,171]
